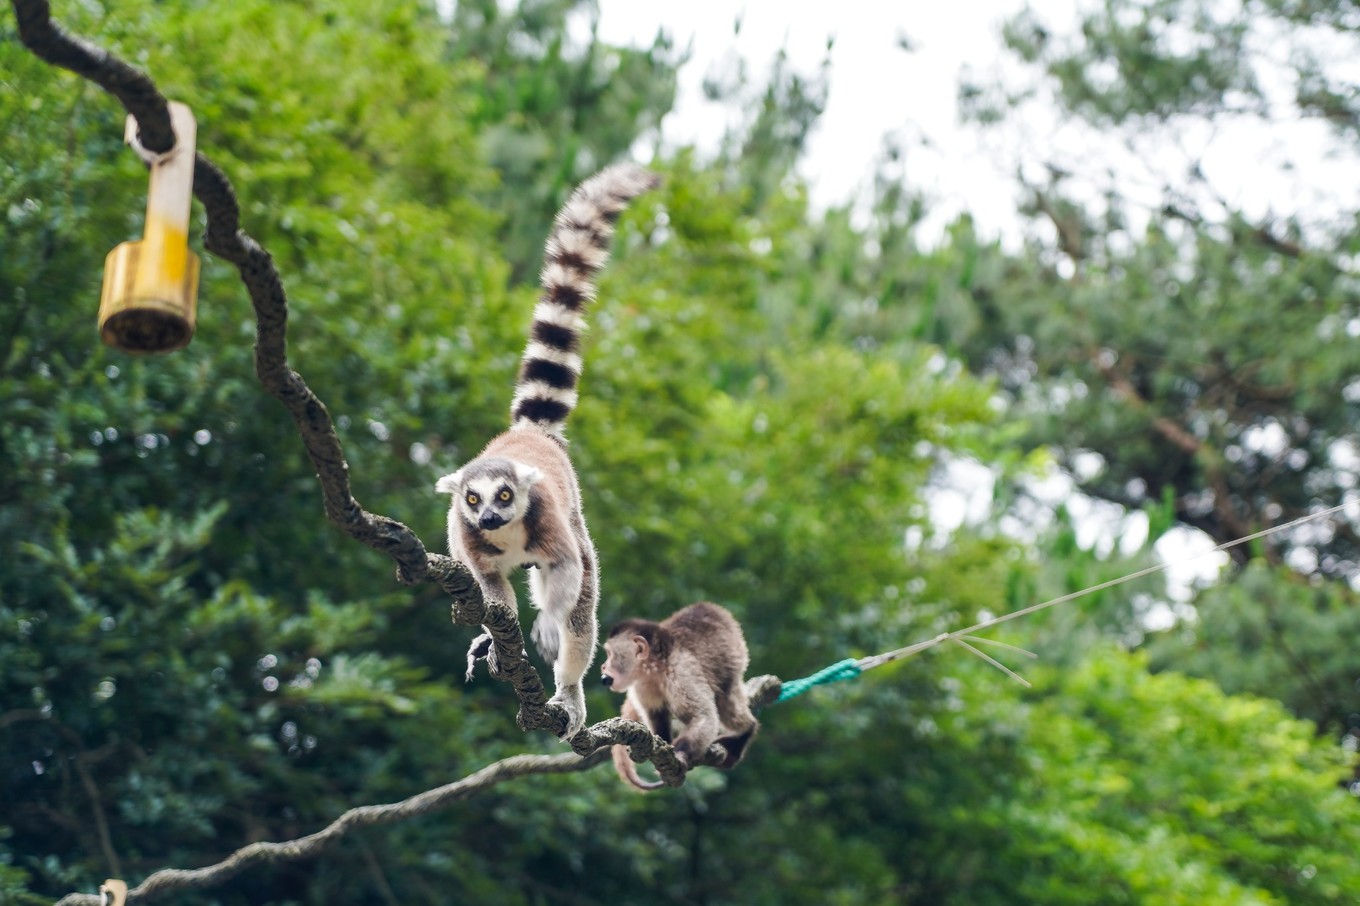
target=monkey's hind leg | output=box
[715,679,759,768]
[714,725,757,769]
[614,697,667,792]
[668,667,724,767]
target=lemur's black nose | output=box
[601,674,614,688]
[478,511,507,530]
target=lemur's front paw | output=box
[464,631,495,681]
[547,685,587,739]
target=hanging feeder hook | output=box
[98,101,200,354]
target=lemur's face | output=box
[435,458,541,532]
[461,476,522,531]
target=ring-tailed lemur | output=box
[437,163,658,739]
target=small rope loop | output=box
[776,657,862,702]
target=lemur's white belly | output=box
[481,521,536,570]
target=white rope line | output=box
[951,637,1033,687]
[960,635,1040,660]
[856,501,1353,677]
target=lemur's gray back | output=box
[509,163,659,439]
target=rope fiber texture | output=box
[775,658,862,702]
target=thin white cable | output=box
[857,501,1353,673]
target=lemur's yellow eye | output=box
[466,493,479,506]
[498,488,513,503]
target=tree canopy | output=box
[2,0,1357,903]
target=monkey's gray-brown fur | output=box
[600,602,760,790]
[437,163,658,739]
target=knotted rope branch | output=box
[10,0,563,734]
[51,751,609,906]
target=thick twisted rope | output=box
[52,752,609,906]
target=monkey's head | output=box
[435,457,542,532]
[600,619,667,692]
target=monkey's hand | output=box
[546,683,587,739]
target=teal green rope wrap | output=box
[776,658,862,702]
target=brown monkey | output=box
[599,602,759,791]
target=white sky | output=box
[594,0,1070,234]
[593,0,1360,245]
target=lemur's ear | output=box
[514,462,544,486]
[434,468,465,495]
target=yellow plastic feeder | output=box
[99,102,200,354]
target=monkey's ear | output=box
[631,634,650,660]
[434,469,464,495]
[514,462,544,486]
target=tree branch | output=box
[1092,349,1267,561]
[71,746,121,881]
[1020,175,1086,264]
[3,710,124,878]
[0,708,50,729]
[1096,357,1203,457]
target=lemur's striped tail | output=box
[510,163,659,438]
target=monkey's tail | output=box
[510,162,660,439]
[612,744,665,793]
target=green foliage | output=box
[3,0,1358,903]
[1,0,515,899]
[445,0,682,280]
[1002,0,1261,125]
[1148,562,1360,732]
[949,0,1360,576]
[985,651,1359,905]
